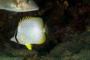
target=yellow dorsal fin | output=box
[26,44,32,50]
[18,16,31,26]
[18,16,43,27]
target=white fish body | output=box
[11,17,46,50]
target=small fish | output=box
[0,0,39,12]
[11,17,48,50]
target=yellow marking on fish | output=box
[18,16,43,29]
[87,28,90,32]
[26,44,32,50]
[18,16,31,26]
[20,35,26,41]
[37,32,46,44]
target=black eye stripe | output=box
[15,28,19,43]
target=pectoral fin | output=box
[26,44,32,50]
[43,25,48,34]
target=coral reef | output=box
[41,32,90,60]
[0,0,90,60]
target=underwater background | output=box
[0,0,90,60]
